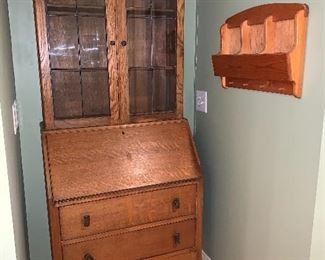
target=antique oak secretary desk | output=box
[34,0,203,259]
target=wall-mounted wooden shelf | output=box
[212,3,309,98]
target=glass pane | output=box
[126,0,151,9]
[152,0,176,10]
[47,0,76,6]
[52,71,82,119]
[127,0,177,116]
[77,1,105,16]
[82,71,109,117]
[46,1,110,120]
[79,17,107,68]
[48,16,79,69]
[127,17,152,68]
[77,0,105,7]
[153,69,176,112]
[129,70,152,115]
[152,18,176,67]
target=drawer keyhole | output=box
[172,198,180,210]
[84,253,94,260]
[83,215,91,227]
[173,232,181,246]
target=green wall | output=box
[184,0,197,131]
[195,0,325,259]
[8,1,197,259]
[0,0,28,259]
[10,0,325,259]
[8,0,50,259]
[310,113,325,260]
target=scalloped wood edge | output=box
[212,3,309,98]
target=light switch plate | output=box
[202,251,211,260]
[196,90,208,113]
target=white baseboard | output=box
[202,250,211,260]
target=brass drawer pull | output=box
[172,198,180,210]
[83,215,91,227]
[173,232,181,245]
[84,253,94,260]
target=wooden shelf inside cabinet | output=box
[212,3,309,98]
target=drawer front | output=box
[63,219,196,260]
[145,251,198,260]
[60,185,196,240]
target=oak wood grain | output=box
[54,116,111,129]
[212,53,291,81]
[36,2,203,259]
[176,0,184,118]
[117,0,130,123]
[62,215,195,245]
[62,219,196,259]
[289,10,308,97]
[44,120,201,203]
[59,184,196,240]
[250,24,265,54]
[239,21,251,54]
[226,3,308,28]
[34,0,55,128]
[107,0,119,124]
[55,180,199,207]
[47,201,63,260]
[195,179,204,260]
[212,3,308,98]
[224,78,294,96]
[274,19,295,53]
[130,112,178,124]
[146,250,198,260]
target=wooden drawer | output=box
[62,219,196,260]
[145,251,198,260]
[59,185,196,240]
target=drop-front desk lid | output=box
[42,119,202,204]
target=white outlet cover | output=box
[12,100,19,135]
[196,90,208,113]
[202,251,212,260]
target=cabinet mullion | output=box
[176,0,184,118]
[106,0,119,123]
[116,0,130,123]
[35,0,55,129]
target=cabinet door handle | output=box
[110,41,116,46]
[84,253,94,260]
[173,232,181,245]
[172,198,180,210]
[121,40,127,46]
[82,215,91,227]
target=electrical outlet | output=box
[196,90,208,113]
[12,100,19,135]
